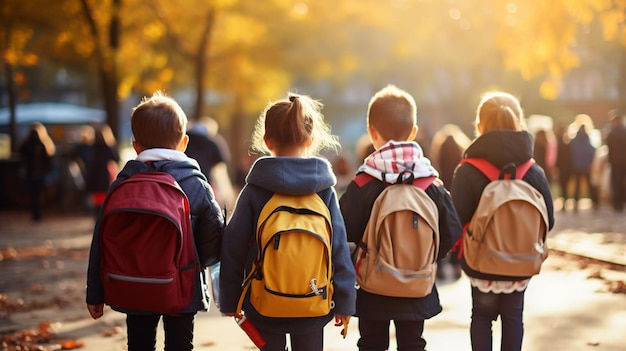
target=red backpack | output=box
[98,170,199,315]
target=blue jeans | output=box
[358,319,426,351]
[126,313,196,351]
[470,287,525,351]
[261,328,324,351]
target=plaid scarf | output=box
[358,141,438,184]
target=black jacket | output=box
[339,175,462,320]
[450,130,555,280]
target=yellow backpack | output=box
[237,193,334,318]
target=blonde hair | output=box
[29,122,56,156]
[251,93,340,156]
[475,91,526,135]
[367,84,417,142]
[94,124,117,148]
[131,91,187,149]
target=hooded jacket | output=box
[450,130,555,281]
[339,141,463,320]
[86,149,224,313]
[219,156,356,334]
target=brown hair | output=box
[251,93,340,156]
[475,92,526,135]
[367,85,417,142]
[130,91,187,149]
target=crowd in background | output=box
[14,106,626,221]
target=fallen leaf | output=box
[60,339,85,349]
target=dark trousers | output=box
[572,171,597,206]
[558,173,570,200]
[261,328,324,351]
[27,177,44,221]
[357,319,426,351]
[610,166,626,211]
[126,313,195,351]
[470,287,525,351]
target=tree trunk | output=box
[79,0,120,139]
[192,7,216,121]
[4,62,17,154]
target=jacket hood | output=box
[464,130,534,168]
[246,156,336,194]
[116,155,205,185]
[357,141,437,184]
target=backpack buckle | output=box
[499,163,517,179]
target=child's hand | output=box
[334,314,351,339]
[87,304,104,320]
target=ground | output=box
[0,202,625,350]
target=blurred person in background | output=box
[554,124,572,210]
[605,110,626,212]
[186,116,235,211]
[430,124,471,283]
[19,122,55,221]
[430,124,471,188]
[568,115,598,212]
[86,124,119,217]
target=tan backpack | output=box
[460,158,549,277]
[353,173,439,298]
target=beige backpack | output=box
[353,173,439,298]
[461,158,549,277]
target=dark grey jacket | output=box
[86,157,224,313]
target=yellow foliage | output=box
[117,76,136,99]
[158,68,174,83]
[143,22,165,40]
[539,78,560,100]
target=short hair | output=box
[367,85,417,142]
[131,91,188,150]
[475,91,526,135]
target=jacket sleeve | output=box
[525,165,555,231]
[450,163,488,226]
[190,178,224,267]
[428,183,463,261]
[218,187,256,314]
[85,222,104,305]
[339,179,383,244]
[325,189,357,316]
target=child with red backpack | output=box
[86,91,224,351]
[450,91,555,351]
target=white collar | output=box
[136,148,189,162]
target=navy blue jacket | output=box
[219,156,356,334]
[86,156,224,313]
[450,130,555,281]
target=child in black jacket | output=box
[339,85,462,350]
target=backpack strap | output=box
[460,158,535,181]
[353,172,437,190]
[455,158,536,259]
[353,173,375,187]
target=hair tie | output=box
[289,95,298,103]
